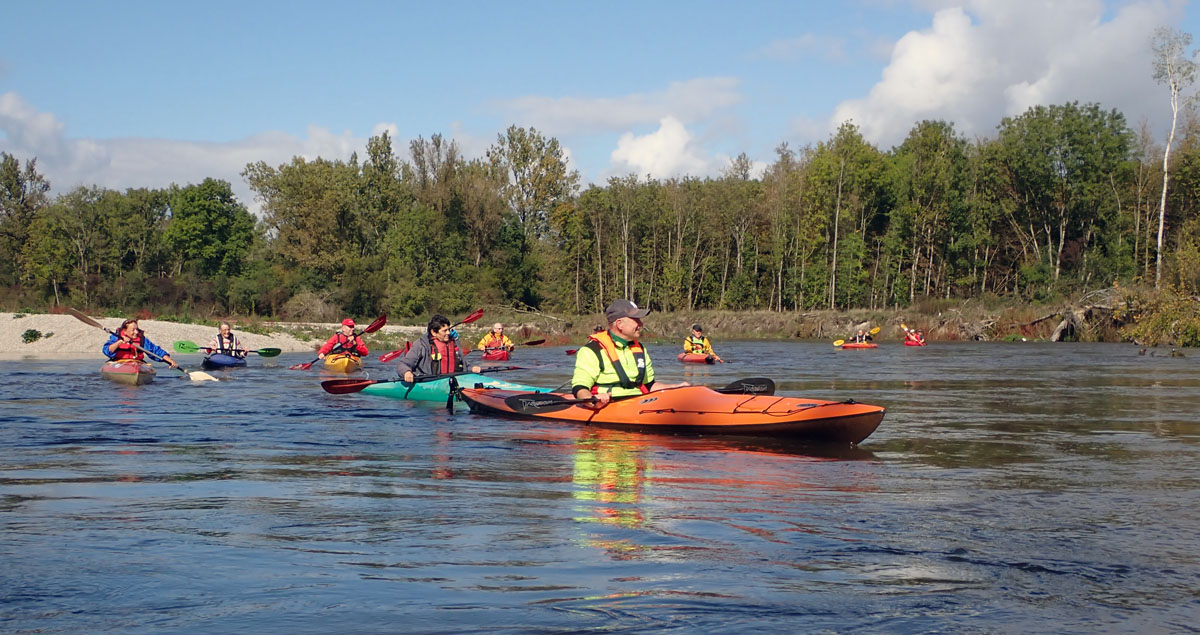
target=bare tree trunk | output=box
[1157,84,1180,288]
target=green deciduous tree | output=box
[0,153,51,288]
[164,179,257,277]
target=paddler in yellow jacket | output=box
[682,323,723,363]
[572,299,689,410]
[476,323,515,353]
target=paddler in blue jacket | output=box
[102,318,178,368]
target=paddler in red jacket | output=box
[318,318,369,361]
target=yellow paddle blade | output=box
[870,326,881,334]
[186,370,219,382]
[901,323,907,330]
[833,339,845,347]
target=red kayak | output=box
[678,352,715,364]
[841,342,878,349]
[904,340,927,347]
[481,349,510,361]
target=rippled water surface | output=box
[3,342,1198,632]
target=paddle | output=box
[173,340,282,357]
[504,392,599,414]
[289,314,387,370]
[835,326,880,347]
[66,307,218,382]
[713,377,775,395]
[379,341,411,363]
[320,365,531,395]
[473,338,546,356]
[503,377,777,414]
[377,309,485,363]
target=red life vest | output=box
[328,332,364,356]
[584,330,649,394]
[112,330,146,361]
[431,337,461,374]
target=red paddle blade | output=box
[378,340,410,363]
[321,379,380,394]
[521,339,545,347]
[289,359,317,370]
[457,309,484,326]
[361,314,388,334]
[565,349,577,355]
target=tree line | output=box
[2,101,1198,321]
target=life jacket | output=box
[112,330,146,361]
[431,336,461,374]
[481,333,507,350]
[329,332,362,355]
[213,333,238,355]
[583,330,649,395]
[685,335,707,353]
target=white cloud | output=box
[754,34,849,62]
[495,77,743,136]
[831,0,1183,148]
[0,91,382,213]
[609,116,714,179]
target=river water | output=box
[2,341,1198,632]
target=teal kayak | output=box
[360,373,549,403]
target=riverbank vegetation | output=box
[2,99,1198,346]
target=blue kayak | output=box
[201,353,248,370]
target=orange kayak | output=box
[458,386,885,445]
[841,342,878,349]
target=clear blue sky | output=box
[1,1,1196,210]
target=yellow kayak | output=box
[323,353,362,373]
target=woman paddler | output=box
[102,318,178,368]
